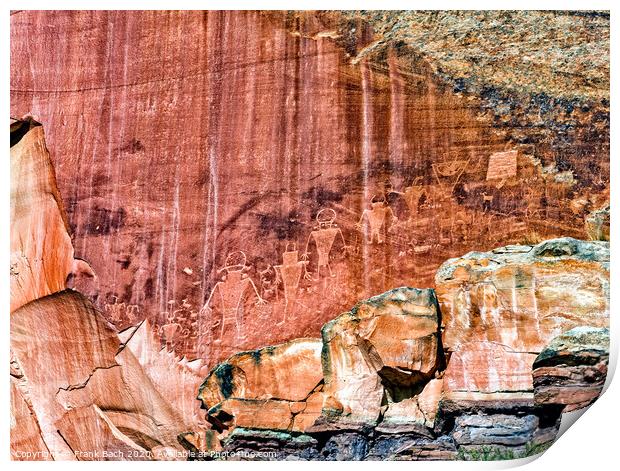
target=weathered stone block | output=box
[320,287,443,426]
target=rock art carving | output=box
[274,243,309,320]
[357,195,397,244]
[200,251,266,342]
[195,241,609,459]
[303,209,348,279]
[8,8,610,462]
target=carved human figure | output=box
[384,180,408,220]
[303,208,348,278]
[403,186,428,218]
[275,243,309,321]
[200,251,265,342]
[453,282,473,329]
[481,190,494,213]
[158,311,189,349]
[357,195,397,244]
[403,177,428,219]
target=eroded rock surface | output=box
[11,290,199,459]
[9,10,610,461]
[436,237,609,353]
[319,287,443,427]
[585,204,610,241]
[533,326,609,412]
[10,119,74,312]
[194,238,609,461]
[10,11,609,366]
[10,120,207,460]
[198,339,323,434]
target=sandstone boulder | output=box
[434,238,608,445]
[10,379,51,460]
[585,204,610,241]
[533,326,609,411]
[376,378,443,434]
[198,339,323,433]
[442,341,537,403]
[120,320,209,430]
[320,287,444,427]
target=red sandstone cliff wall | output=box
[10,11,609,365]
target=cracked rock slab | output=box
[436,237,609,354]
[11,290,194,459]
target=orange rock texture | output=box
[10,119,74,312]
[10,120,207,461]
[199,238,608,460]
[10,10,610,367]
[10,10,609,462]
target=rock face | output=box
[198,339,323,434]
[10,120,206,460]
[10,119,74,313]
[195,238,609,461]
[10,11,609,366]
[435,237,609,412]
[10,379,51,460]
[10,9,610,462]
[586,204,610,241]
[436,237,609,353]
[120,320,210,431]
[533,327,609,412]
[11,291,186,459]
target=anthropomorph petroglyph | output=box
[357,195,397,244]
[403,178,428,218]
[275,243,309,322]
[303,208,348,279]
[159,310,190,349]
[200,251,265,342]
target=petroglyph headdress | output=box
[219,251,248,273]
[316,208,337,225]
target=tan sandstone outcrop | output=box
[319,287,443,428]
[201,238,609,460]
[10,379,51,460]
[120,320,210,430]
[11,291,194,459]
[436,238,609,406]
[10,119,74,312]
[533,326,609,412]
[585,204,610,241]
[10,120,206,460]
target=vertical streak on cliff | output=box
[426,65,438,170]
[207,11,225,287]
[279,18,291,222]
[102,13,116,278]
[113,12,131,296]
[289,15,302,235]
[298,24,310,215]
[199,13,214,307]
[360,59,372,295]
[389,50,404,171]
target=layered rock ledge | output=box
[194,237,609,461]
